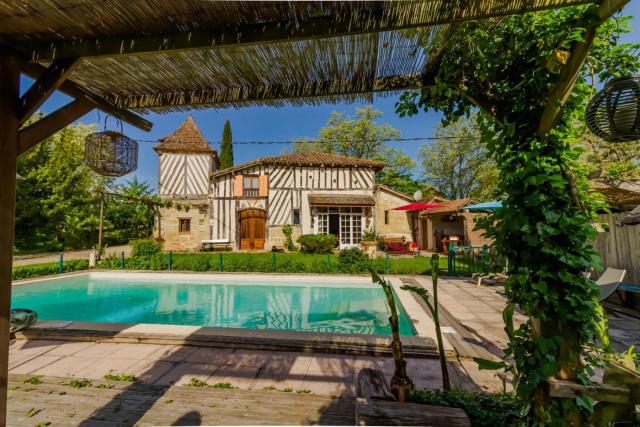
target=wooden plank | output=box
[0,54,21,427]
[20,62,152,132]
[17,99,93,155]
[7,376,356,426]
[18,58,79,125]
[355,398,471,426]
[357,368,395,400]
[547,378,629,403]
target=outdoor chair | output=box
[596,268,627,302]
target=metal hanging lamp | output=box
[586,76,640,143]
[84,117,138,177]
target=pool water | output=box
[12,275,415,336]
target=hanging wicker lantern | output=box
[586,76,640,142]
[84,131,138,177]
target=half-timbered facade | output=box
[154,117,220,251]
[208,151,410,250]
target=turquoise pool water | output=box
[11,275,415,335]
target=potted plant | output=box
[361,229,378,257]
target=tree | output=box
[419,114,498,200]
[15,120,101,251]
[219,120,234,169]
[102,177,157,245]
[580,130,640,181]
[396,6,639,422]
[297,105,420,195]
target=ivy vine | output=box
[397,5,639,424]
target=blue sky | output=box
[24,3,640,191]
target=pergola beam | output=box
[18,58,79,125]
[537,0,630,137]
[20,62,152,132]
[18,99,93,155]
[16,1,595,61]
[110,74,424,111]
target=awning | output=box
[392,202,441,211]
[308,194,375,206]
[464,200,503,211]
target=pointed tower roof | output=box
[154,116,216,154]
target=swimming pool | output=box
[12,273,415,336]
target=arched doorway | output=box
[239,209,266,250]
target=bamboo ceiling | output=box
[0,0,593,112]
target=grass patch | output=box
[65,379,92,388]
[95,383,116,389]
[23,375,43,385]
[26,408,42,417]
[103,371,137,382]
[184,378,209,388]
[262,385,293,393]
[211,382,238,389]
[296,389,312,394]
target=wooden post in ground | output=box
[97,192,104,258]
[0,55,21,427]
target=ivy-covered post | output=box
[120,251,125,270]
[218,253,223,272]
[395,1,635,422]
[271,252,276,271]
[168,251,173,271]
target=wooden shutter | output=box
[258,175,269,197]
[233,175,244,197]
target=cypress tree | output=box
[219,120,234,169]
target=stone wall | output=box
[268,225,302,250]
[462,212,493,247]
[375,188,413,239]
[157,200,210,252]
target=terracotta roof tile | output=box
[154,116,216,154]
[420,198,474,215]
[210,151,384,178]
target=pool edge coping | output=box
[12,271,456,359]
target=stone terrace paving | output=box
[7,276,639,425]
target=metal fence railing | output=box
[447,244,507,276]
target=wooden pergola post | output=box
[0,54,20,427]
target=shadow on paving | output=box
[72,335,358,426]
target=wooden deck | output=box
[7,374,355,426]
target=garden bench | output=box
[200,239,230,252]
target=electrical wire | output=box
[135,135,477,145]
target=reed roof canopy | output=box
[1,0,592,121]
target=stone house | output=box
[156,119,414,251]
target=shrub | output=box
[361,229,377,241]
[12,259,89,280]
[130,239,161,258]
[337,248,370,273]
[297,234,336,254]
[410,389,523,427]
[282,224,296,251]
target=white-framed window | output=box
[313,206,364,247]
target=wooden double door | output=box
[239,209,266,250]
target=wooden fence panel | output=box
[593,212,640,284]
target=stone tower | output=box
[153,116,219,251]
